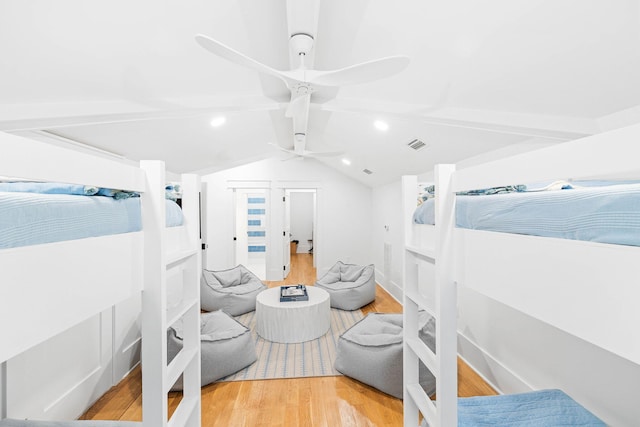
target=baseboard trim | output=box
[375,279,532,396]
[374,267,403,304]
[1,362,6,418]
[376,269,534,394]
[457,331,533,395]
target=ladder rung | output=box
[166,346,199,394]
[407,383,437,426]
[405,290,435,317]
[167,298,199,328]
[168,393,200,427]
[406,337,439,378]
[405,244,436,260]
[166,248,199,268]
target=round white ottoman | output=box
[255,286,331,343]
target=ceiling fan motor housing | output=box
[290,33,314,56]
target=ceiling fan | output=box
[195,32,409,156]
[268,141,344,161]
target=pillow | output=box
[96,188,140,199]
[0,181,98,196]
[457,184,526,196]
[524,180,574,192]
[417,184,435,205]
[213,268,243,287]
[165,183,182,202]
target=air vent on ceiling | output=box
[362,168,373,175]
[407,138,427,151]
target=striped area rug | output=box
[221,308,364,381]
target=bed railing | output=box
[0,132,147,364]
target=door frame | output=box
[273,181,321,280]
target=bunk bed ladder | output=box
[141,161,202,427]
[402,166,457,427]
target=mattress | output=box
[0,192,184,249]
[412,182,640,247]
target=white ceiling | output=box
[1,0,639,186]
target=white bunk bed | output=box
[402,123,640,426]
[0,132,202,427]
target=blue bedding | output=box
[457,389,605,426]
[413,182,640,247]
[0,192,184,249]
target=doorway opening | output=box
[284,189,316,279]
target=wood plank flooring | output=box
[81,254,496,425]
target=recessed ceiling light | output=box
[341,158,352,166]
[374,120,389,131]
[210,116,226,127]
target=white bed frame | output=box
[0,132,202,427]
[402,123,640,426]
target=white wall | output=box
[372,177,640,427]
[202,157,373,280]
[458,287,640,426]
[371,180,404,302]
[290,191,314,253]
[6,311,114,420]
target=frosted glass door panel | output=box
[235,190,267,279]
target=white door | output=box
[283,191,291,278]
[234,189,267,279]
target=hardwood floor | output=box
[81,253,496,425]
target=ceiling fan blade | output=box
[269,142,342,159]
[269,142,295,153]
[309,55,410,87]
[280,154,304,162]
[269,143,305,161]
[303,150,345,158]
[195,34,300,87]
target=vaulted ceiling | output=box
[1,0,639,186]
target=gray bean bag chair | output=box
[167,310,257,391]
[200,264,267,315]
[314,261,376,310]
[334,312,436,399]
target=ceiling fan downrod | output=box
[290,33,314,68]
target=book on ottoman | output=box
[280,284,309,302]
